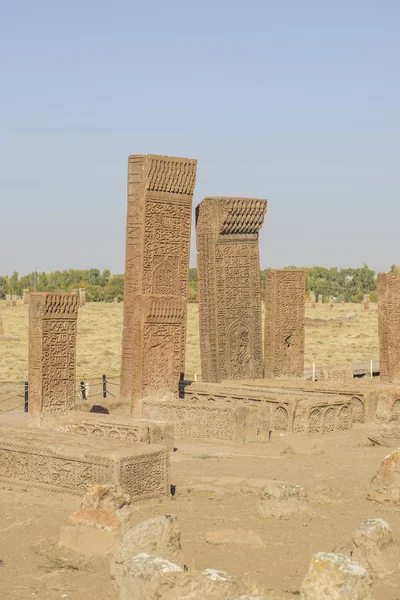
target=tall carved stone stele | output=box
[377,273,400,383]
[196,197,267,382]
[29,293,79,415]
[120,154,197,410]
[264,269,305,379]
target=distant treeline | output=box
[0,269,124,302]
[0,264,384,303]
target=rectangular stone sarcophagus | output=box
[0,423,170,500]
[29,293,79,415]
[120,154,197,409]
[196,197,267,382]
[264,270,306,378]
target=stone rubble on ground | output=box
[111,514,183,593]
[337,518,400,580]
[300,552,372,599]
[59,484,132,557]
[367,448,400,505]
[258,481,308,518]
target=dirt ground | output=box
[1,423,400,599]
[0,300,378,383]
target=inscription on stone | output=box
[29,293,79,414]
[378,273,400,383]
[264,270,305,379]
[120,154,197,409]
[196,197,267,382]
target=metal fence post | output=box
[24,381,28,412]
[80,381,86,400]
[102,374,107,399]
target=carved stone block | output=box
[0,424,171,501]
[264,270,305,379]
[196,197,267,382]
[377,273,400,383]
[120,154,197,410]
[30,412,174,451]
[28,293,79,415]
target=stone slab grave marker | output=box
[377,273,400,383]
[79,287,86,306]
[364,293,370,311]
[23,289,30,305]
[29,293,79,414]
[120,154,197,410]
[318,294,323,304]
[264,269,306,379]
[310,291,316,308]
[6,294,11,306]
[12,295,17,307]
[196,197,267,382]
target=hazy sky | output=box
[1,1,399,276]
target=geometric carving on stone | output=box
[0,424,171,501]
[264,269,305,379]
[120,154,197,410]
[377,273,400,383]
[351,397,365,423]
[196,197,267,382]
[28,293,79,415]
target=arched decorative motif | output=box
[273,405,289,431]
[322,407,336,432]
[351,397,365,423]
[390,400,400,422]
[309,409,322,434]
[337,406,351,430]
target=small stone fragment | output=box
[59,509,122,557]
[300,552,372,599]
[368,448,400,505]
[111,514,183,590]
[339,518,400,580]
[258,481,308,518]
[81,484,131,521]
[112,552,183,600]
[173,568,246,600]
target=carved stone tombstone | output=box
[318,294,323,304]
[29,293,79,414]
[79,288,86,306]
[12,295,17,307]
[196,197,267,382]
[120,154,197,409]
[377,273,400,383]
[310,291,316,308]
[264,269,306,379]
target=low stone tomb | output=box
[30,412,174,451]
[0,423,170,501]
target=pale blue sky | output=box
[1,0,399,275]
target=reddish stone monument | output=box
[377,273,400,383]
[120,154,197,409]
[29,293,79,414]
[196,197,267,382]
[264,270,306,379]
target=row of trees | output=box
[0,270,124,302]
[0,264,379,303]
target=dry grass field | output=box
[0,300,378,383]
